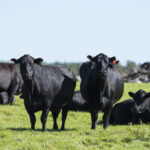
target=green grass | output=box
[1,83,150,150]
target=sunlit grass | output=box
[0,83,150,150]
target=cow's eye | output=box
[104,59,109,64]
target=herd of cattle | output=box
[0,53,150,131]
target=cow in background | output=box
[0,63,23,105]
[0,92,16,104]
[69,91,89,112]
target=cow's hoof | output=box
[42,129,46,132]
[60,127,65,131]
[103,125,108,129]
[53,125,58,130]
[53,128,58,131]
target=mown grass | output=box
[0,83,150,150]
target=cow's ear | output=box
[34,58,43,65]
[87,55,93,61]
[11,58,18,64]
[144,92,150,99]
[109,57,116,65]
[128,92,134,98]
[87,55,97,62]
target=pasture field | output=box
[1,83,150,150]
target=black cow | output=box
[11,54,76,131]
[69,91,89,112]
[109,99,134,124]
[129,89,150,123]
[0,63,23,105]
[80,53,124,129]
[109,89,150,124]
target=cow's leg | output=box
[41,108,49,132]
[103,104,112,129]
[90,110,98,129]
[25,106,36,130]
[52,110,60,130]
[8,95,15,105]
[61,105,69,130]
[8,79,19,105]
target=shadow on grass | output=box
[97,120,137,126]
[97,120,103,125]
[6,127,77,132]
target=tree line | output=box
[0,60,140,76]
[47,60,140,76]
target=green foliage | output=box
[0,83,150,150]
[46,62,82,75]
[45,60,140,76]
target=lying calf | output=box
[109,89,150,124]
[69,91,89,112]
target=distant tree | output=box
[126,60,137,73]
[115,65,125,76]
[45,62,82,75]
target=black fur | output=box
[109,99,134,124]
[69,91,89,112]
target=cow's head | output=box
[11,54,43,80]
[129,89,150,114]
[87,53,116,77]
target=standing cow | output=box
[11,54,76,131]
[0,63,23,105]
[80,53,124,129]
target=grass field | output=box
[1,83,150,150]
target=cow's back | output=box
[34,65,76,96]
[50,65,76,110]
[109,99,134,124]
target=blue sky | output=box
[0,0,150,65]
